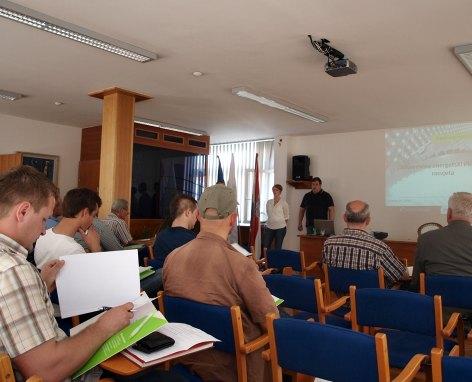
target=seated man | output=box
[0,166,133,381]
[164,184,278,381]
[102,198,134,246]
[150,194,198,289]
[412,192,472,287]
[34,188,102,269]
[322,200,407,286]
[75,217,123,252]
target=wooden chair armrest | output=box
[304,261,318,271]
[449,345,460,356]
[392,354,428,382]
[26,377,43,382]
[240,334,269,354]
[324,295,349,313]
[260,268,276,276]
[262,349,271,362]
[442,312,461,337]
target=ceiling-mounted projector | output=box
[308,35,357,77]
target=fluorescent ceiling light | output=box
[454,44,472,75]
[0,89,23,100]
[0,0,157,62]
[232,87,326,123]
[135,117,207,136]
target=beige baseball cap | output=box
[198,184,237,219]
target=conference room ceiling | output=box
[0,0,471,143]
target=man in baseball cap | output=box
[164,184,277,381]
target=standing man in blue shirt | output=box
[150,194,198,289]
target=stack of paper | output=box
[123,322,219,367]
[139,266,156,280]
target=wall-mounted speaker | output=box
[292,155,311,180]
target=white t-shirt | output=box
[34,228,85,269]
[266,199,289,230]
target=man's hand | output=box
[298,224,303,232]
[79,226,101,252]
[40,259,65,292]
[96,303,134,338]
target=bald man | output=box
[321,200,406,285]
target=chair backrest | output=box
[324,264,385,294]
[351,287,437,337]
[431,348,472,382]
[268,317,387,382]
[266,249,302,272]
[0,353,42,382]
[417,222,442,237]
[162,295,235,354]
[263,274,317,313]
[420,273,472,310]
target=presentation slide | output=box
[385,123,472,209]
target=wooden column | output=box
[89,87,152,220]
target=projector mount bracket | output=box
[307,35,346,68]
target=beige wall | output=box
[276,130,446,250]
[0,113,81,193]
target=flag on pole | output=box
[249,153,260,257]
[216,155,225,184]
[227,153,239,244]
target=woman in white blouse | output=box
[263,184,289,251]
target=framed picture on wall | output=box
[20,152,59,185]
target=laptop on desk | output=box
[310,219,335,236]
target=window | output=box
[208,139,274,223]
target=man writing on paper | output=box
[164,184,278,381]
[34,188,102,269]
[0,166,132,381]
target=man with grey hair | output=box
[322,200,407,285]
[102,198,134,246]
[164,184,278,381]
[411,192,472,288]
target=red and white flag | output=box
[249,153,261,258]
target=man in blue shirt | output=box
[150,194,198,289]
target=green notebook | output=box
[124,244,145,250]
[272,295,284,306]
[139,269,156,280]
[73,314,167,379]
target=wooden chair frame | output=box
[431,346,461,382]
[0,353,42,382]
[264,314,426,382]
[350,286,465,356]
[158,292,268,382]
[313,279,349,324]
[323,263,385,303]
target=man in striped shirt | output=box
[322,200,407,285]
[102,199,134,246]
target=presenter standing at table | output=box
[264,184,289,251]
[298,177,335,233]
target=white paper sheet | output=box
[231,242,252,256]
[125,322,219,364]
[56,250,140,318]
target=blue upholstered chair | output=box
[264,314,427,382]
[265,249,317,277]
[431,346,472,382]
[323,263,385,295]
[350,286,464,369]
[157,292,269,382]
[263,274,350,327]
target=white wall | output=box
[0,113,81,193]
[277,130,446,251]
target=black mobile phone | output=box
[132,331,175,354]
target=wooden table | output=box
[299,235,417,268]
